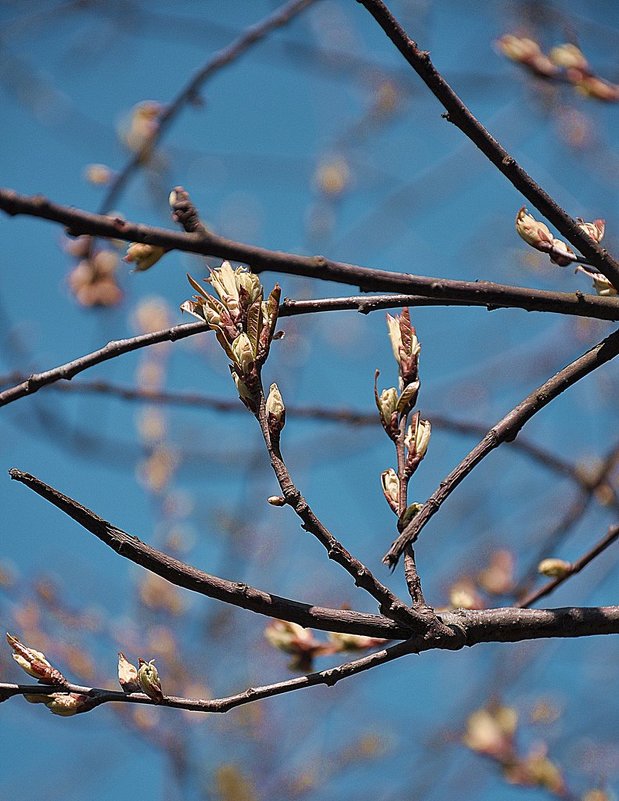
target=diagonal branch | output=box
[356,0,619,289]
[98,0,317,214]
[7,468,411,640]
[518,524,619,609]
[384,327,619,568]
[2,189,619,321]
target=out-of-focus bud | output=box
[549,43,589,72]
[137,658,164,703]
[477,549,515,595]
[405,417,431,460]
[583,790,612,801]
[449,580,481,610]
[328,631,388,652]
[463,704,517,759]
[267,495,286,506]
[538,558,571,578]
[266,383,286,436]
[495,35,557,77]
[118,652,141,693]
[315,157,350,197]
[122,100,162,157]
[124,242,166,272]
[576,267,618,297]
[231,333,255,375]
[45,692,92,717]
[497,35,541,63]
[380,468,400,514]
[575,75,619,102]
[264,620,333,672]
[577,218,605,242]
[84,163,113,186]
[6,633,67,685]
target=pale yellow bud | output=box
[576,267,618,297]
[124,242,166,272]
[577,219,605,243]
[405,418,431,459]
[377,387,398,426]
[231,333,255,374]
[380,468,399,512]
[516,207,553,249]
[266,383,285,425]
[46,693,90,717]
[497,35,542,63]
[538,558,571,578]
[267,495,286,506]
[232,371,254,403]
[138,658,164,703]
[549,43,588,71]
[209,261,240,311]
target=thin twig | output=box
[2,189,619,321]
[384,327,619,568]
[518,524,619,609]
[253,393,440,634]
[356,0,619,289]
[0,637,417,714]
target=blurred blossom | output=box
[84,163,113,186]
[138,446,178,493]
[477,549,515,595]
[315,157,350,197]
[133,297,173,334]
[68,249,122,307]
[137,407,167,443]
[139,573,185,615]
[120,100,163,158]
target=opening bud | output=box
[137,658,164,703]
[538,558,571,578]
[124,242,166,272]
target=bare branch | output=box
[384,327,619,568]
[7,468,410,640]
[2,189,619,321]
[356,0,619,289]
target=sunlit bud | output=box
[138,658,164,703]
[399,502,422,529]
[449,585,478,610]
[45,692,92,717]
[118,652,141,693]
[231,333,255,375]
[267,495,286,506]
[549,43,589,72]
[386,312,420,367]
[208,261,241,312]
[328,631,387,651]
[232,371,254,404]
[236,270,262,305]
[266,383,286,436]
[538,558,571,578]
[577,218,605,242]
[405,417,431,459]
[168,189,180,208]
[380,468,400,513]
[377,387,398,427]
[516,207,553,250]
[6,633,67,685]
[124,242,166,272]
[84,163,113,186]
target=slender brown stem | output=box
[0,637,417,714]
[356,0,619,289]
[518,524,619,608]
[2,189,619,321]
[253,393,440,633]
[384,327,619,568]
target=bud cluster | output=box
[182,261,281,410]
[515,208,616,296]
[376,308,431,524]
[497,36,619,102]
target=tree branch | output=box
[2,189,619,321]
[7,468,411,640]
[384,327,619,567]
[518,524,619,609]
[356,0,619,289]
